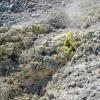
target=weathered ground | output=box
[0,0,100,100]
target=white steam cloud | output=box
[64,0,100,27]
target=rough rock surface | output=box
[42,30,100,100]
[0,0,100,100]
[0,0,68,26]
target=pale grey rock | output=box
[0,0,100,100]
[41,30,100,100]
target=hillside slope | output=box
[0,0,100,100]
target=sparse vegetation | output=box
[61,32,77,54]
[32,24,53,34]
[0,0,100,100]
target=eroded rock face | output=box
[0,22,75,99]
[0,0,100,100]
[41,30,100,100]
[0,20,80,100]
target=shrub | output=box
[61,32,77,54]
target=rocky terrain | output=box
[0,0,100,100]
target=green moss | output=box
[61,32,77,54]
[32,25,44,34]
[13,24,50,35]
[32,24,52,34]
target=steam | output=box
[64,0,99,27]
[65,0,83,21]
